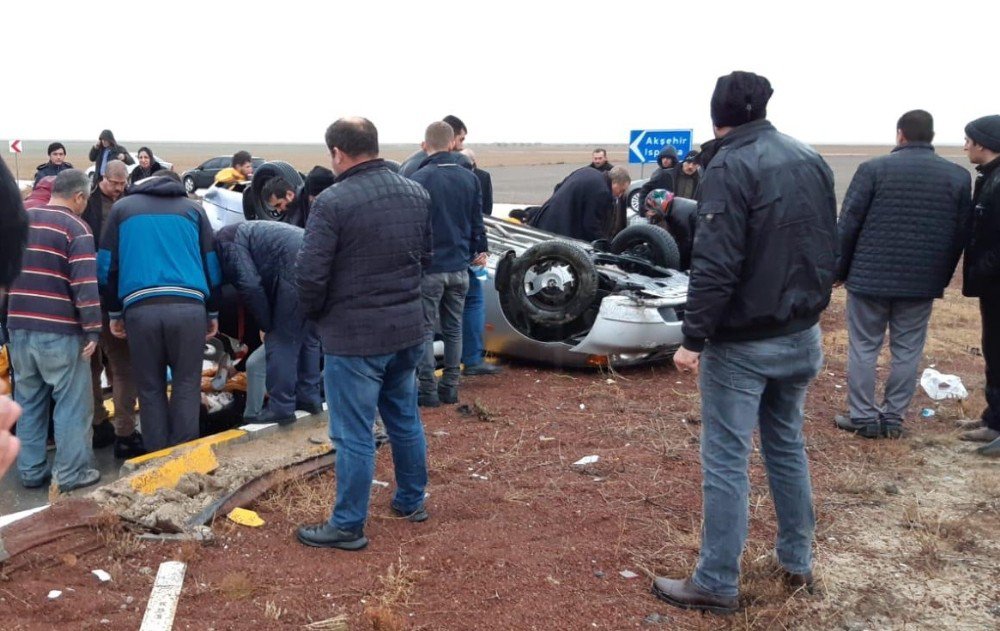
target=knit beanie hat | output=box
[305,165,336,197]
[965,115,1000,152]
[710,71,773,128]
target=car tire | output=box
[508,241,599,326]
[610,223,681,270]
[242,161,304,221]
[627,188,643,214]
[183,176,196,195]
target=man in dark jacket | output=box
[457,148,501,376]
[98,171,221,453]
[652,72,836,614]
[81,160,139,455]
[33,143,74,185]
[589,148,613,172]
[215,222,322,425]
[261,177,310,229]
[0,157,28,290]
[531,166,631,241]
[835,110,972,439]
[637,146,678,208]
[399,115,472,177]
[410,122,487,406]
[88,130,133,180]
[961,115,1000,456]
[295,117,432,551]
[673,150,702,199]
[643,190,697,271]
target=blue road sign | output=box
[629,129,694,164]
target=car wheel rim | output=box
[629,192,641,212]
[522,259,579,310]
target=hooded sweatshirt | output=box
[97,176,221,319]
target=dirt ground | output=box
[1,144,995,629]
[0,283,997,630]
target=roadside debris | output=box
[920,368,968,400]
[139,561,187,631]
[92,569,112,582]
[920,408,936,419]
[226,508,264,527]
[47,590,62,599]
[619,570,639,579]
[573,456,599,466]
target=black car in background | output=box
[181,156,266,194]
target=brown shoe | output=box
[960,427,1000,443]
[651,577,738,615]
[783,570,816,594]
[955,418,984,430]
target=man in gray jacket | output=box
[835,110,972,439]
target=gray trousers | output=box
[418,270,469,395]
[847,292,934,423]
[124,300,207,452]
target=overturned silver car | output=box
[200,163,688,368]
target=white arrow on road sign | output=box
[8,140,22,154]
[628,131,646,163]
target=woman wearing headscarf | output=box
[128,147,165,186]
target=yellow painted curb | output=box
[126,429,247,467]
[130,443,219,495]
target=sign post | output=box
[8,140,22,182]
[628,129,693,177]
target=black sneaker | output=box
[390,502,429,523]
[835,415,900,439]
[92,421,116,449]
[256,410,298,426]
[418,393,441,408]
[296,523,368,550]
[438,385,458,404]
[60,468,101,492]
[114,431,147,459]
[462,363,502,376]
[296,402,325,415]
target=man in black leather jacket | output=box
[961,115,1000,456]
[652,71,837,614]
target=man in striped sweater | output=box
[5,169,102,491]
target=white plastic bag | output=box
[920,368,968,401]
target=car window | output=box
[210,158,229,169]
[252,158,266,168]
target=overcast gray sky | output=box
[3,0,996,147]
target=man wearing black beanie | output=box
[652,71,837,613]
[962,114,1000,457]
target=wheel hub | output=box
[524,262,576,307]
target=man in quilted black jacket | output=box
[835,110,973,439]
[295,118,433,551]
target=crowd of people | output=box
[0,69,998,615]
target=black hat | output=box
[47,142,65,155]
[305,165,336,197]
[965,115,1000,153]
[683,150,699,163]
[710,71,773,128]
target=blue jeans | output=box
[243,344,266,419]
[324,343,427,532]
[694,325,822,597]
[265,321,323,416]
[461,269,487,367]
[419,271,469,394]
[8,330,95,488]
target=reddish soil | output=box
[0,292,996,630]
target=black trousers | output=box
[980,293,1000,431]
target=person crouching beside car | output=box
[643,189,697,271]
[215,221,323,425]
